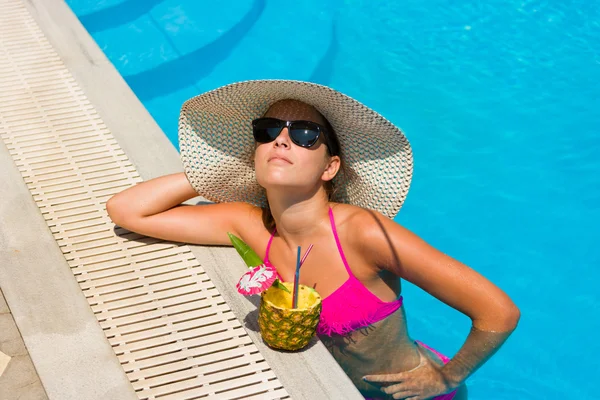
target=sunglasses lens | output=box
[290,121,320,147]
[253,118,282,143]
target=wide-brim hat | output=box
[179,79,413,218]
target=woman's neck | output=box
[266,190,332,251]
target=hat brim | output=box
[179,79,413,218]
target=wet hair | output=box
[259,100,345,231]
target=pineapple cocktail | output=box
[259,281,322,351]
[228,233,322,351]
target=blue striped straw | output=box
[292,246,301,309]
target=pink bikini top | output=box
[264,207,403,337]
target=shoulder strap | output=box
[264,227,276,263]
[328,208,354,276]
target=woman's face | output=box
[254,100,339,194]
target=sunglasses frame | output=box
[252,117,338,155]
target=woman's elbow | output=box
[106,195,128,226]
[500,300,521,331]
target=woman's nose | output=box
[274,127,291,148]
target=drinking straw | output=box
[292,246,301,309]
[299,244,314,267]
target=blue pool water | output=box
[67,1,599,398]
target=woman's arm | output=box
[106,172,261,245]
[358,209,520,388]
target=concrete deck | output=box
[0,289,48,400]
[0,0,363,399]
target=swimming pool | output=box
[66,0,599,398]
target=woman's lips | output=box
[268,156,292,164]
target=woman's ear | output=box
[321,156,341,182]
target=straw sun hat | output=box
[179,79,413,219]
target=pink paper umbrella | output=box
[236,264,277,295]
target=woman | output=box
[107,80,519,400]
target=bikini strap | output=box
[264,227,277,263]
[328,207,354,277]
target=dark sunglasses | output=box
[252,117,338,155]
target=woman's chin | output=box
[257,172,292,187]
[260,181,294,192]
[257,176,301,192]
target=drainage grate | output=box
[0,1,290,399]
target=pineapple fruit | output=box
[259,281,322,351]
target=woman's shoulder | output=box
[331,203,410,269]
[330,202,395,233]
[228,202,273,253]
[225,202,268,230]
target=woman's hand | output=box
[362,349,457,400]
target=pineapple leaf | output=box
[273,279,291,293]
[227,232,263,268]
